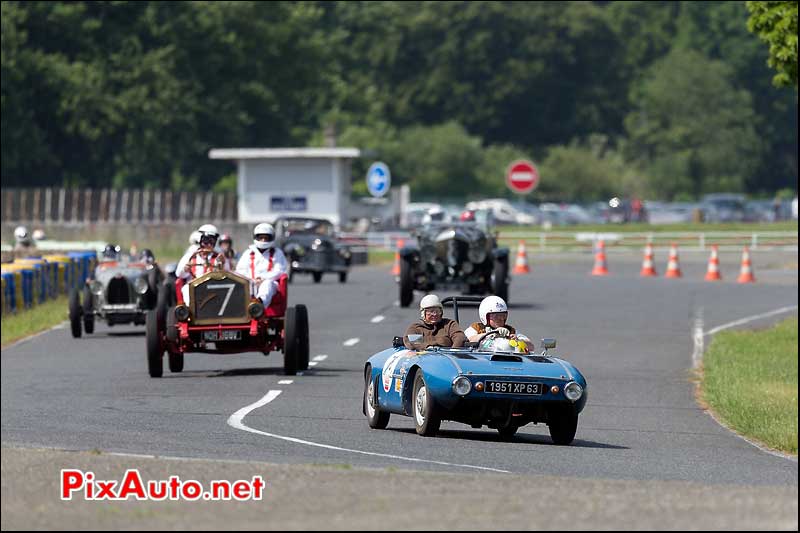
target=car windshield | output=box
[281,219,334,237]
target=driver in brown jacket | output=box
[404,294,467,349]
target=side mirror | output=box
[541,338,556,350]
[392,336,404,348]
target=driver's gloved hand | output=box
[495,327,510,337]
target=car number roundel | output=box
[382,351,412,392]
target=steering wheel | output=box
[184,249,224,275]
[474,329,500,346]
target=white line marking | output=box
[227,391,511,474]
[312,355,328,362]
[278,380,293,385]
[371,315,385,323]
[703,305,798,337]
[343,338,360,347]
[693,304,798,462]
[309,362,318,367]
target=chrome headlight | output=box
[90,280,104,296]
[564,381,583,402]
[311,238,323,251]
[248,301,264,319]
[462,261,474,274]
[174,305,190,322]
[467,247,487,264]
[339,248,351,259]
[452,376,472,396]
[134,277,149,294]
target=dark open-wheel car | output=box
[146,250,309,377]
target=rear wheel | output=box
[497,425,518,439]
[283,307,299,375]
[364,368,390,429]
[412,372,441,436]
[295,304,309,371]
[146,309,163,378]
[168,351,184,373]
[312,272,323,283]
[82,286,94,334]
[493,258,509,302]
[399,258,414,308]
[69,288,82,338]
[339,271,348,283]
[548,407,578,445]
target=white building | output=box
[208,147,361,227]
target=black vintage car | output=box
[398,221,510,307]
[275,217,352,283]
[69,258,161,337]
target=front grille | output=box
[106,277,130,304]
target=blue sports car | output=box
[363,297,588,444]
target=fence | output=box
[1,188,237,225]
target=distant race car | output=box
[275,216,352,283]
[363,297,587,444]
[398,221,510,307]
[69,259,161,337]
[146,249,309,377]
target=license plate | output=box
[486,381,543,395]
[202,330,242,342]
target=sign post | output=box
[506,160,539,194]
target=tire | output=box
[493,258,509,302]
[163,279,177,307]
[283,307,299,375]
[68,288,82,338]
[548,407,578,445]
[399,258,414,308]
[82,286,95,334]
[295,304,310,371]
[146,309,163,378]
[364,368,390,429]
[168,351,184,373]
[165,306,178,344]
[497,425,518,439]
[156,285,169,331]
[145,269,159,309]
[312,272,323,283]
[412,372,441,436]
[339,271,348,283]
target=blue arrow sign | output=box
[366,162,391,198]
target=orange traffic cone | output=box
[391,238,405,276]
[513,240,531,274]
[591,240,609,276]
[665,243,682,278]
[704,245,722,281]
[737,246,756,283]
[640,243,657,277]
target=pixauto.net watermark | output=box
[61,469,265,501]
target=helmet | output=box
[219,233,232,244]
[139,249,155,264]
[197,223,219,249]
[479,295,508,325]
[14,226,31,244]
[422,206,446,225]
[253,222,276,250]
[32,229,46,241]
[460,210,475,222]
[103,243,121,260]
[189,231,201,245]
[419,293,444,321]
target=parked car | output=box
[69,257,161,337]
[363,296,588,444]
[397,220,510,307]
[701,193,746,223]
[274,217,352,283]
[465,199,537,225]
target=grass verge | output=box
[700,317,798,455]
[1,296,69,348]
[369,249,396,266]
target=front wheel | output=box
[412,372,441,436]
[312,272,323,283]
[364,368,390,429]
[493,258,509,302]
[146,309,163,378]
[497,425,518,439]
[82,286,95,334]
[283,307,299,375]
[399,258,414,308]
[68,288,82,338]
[295,304,309,371]
[339,271,347,283]
[548,408,578,445]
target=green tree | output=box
[746,1,799,87]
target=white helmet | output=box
[189,230,201,245]
[419,293,443,320]
[14,226,30,243]
[479,295,508,325]
[253,222,276,250]
[197,223,219,238]
[32,229,46,241]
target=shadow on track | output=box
[386,427,627,450]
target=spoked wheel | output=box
[68,288,82,338]
[412,372,441,436]
[364,367,390,429]
[146,309,163,378]
[283,307,299,375]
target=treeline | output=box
[1,1,797,201]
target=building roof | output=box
[208,147,361,160]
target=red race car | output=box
[146,250,309,377]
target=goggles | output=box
[254,234,275,242]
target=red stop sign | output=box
[506,160,539,194]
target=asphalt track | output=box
[2,252,798,488]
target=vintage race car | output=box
[69,259,161,337]
[398,222,509,307]
[275,217,351,283]
[363,297,587,444]
[146,250,309,378]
